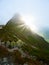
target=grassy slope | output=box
[2,15,49,62]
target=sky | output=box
[0,0,49,30]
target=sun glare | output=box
[20,14,38,33]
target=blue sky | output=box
[0,0,49,29]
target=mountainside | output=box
[4,14,49,50]
[0,14,49,64]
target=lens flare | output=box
[20,15,38,33]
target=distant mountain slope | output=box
[38,27,49,42]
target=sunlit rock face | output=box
[0,25,4,29]
[0,27,2,29]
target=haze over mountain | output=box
[38,27,49,42]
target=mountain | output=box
[1,14,49,63]
[0,14,49,64]
[4,14,49,50]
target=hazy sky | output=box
[0,0,49,29]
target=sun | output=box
[20,14,38,33]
